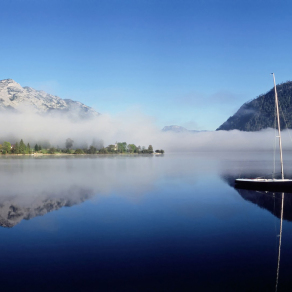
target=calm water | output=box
[1,152,292,291]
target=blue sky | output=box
[1,0,292,130]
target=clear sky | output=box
[1,0,292,130]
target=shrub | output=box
[74,149,84,154]
[48,147,56,154]
[155,149,165,154]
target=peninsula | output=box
[0,139,164,155]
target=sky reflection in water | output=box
[0,153,292,291]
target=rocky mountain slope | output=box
[217,81,292,131]
[0,79,99,118]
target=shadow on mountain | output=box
[221,174,292,221]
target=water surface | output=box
[0,152,292,291]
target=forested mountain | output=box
[217,81,292,131]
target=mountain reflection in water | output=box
[0,155,173,228]
[0,186,94,228]
[222,175,292,221]
[237,189,292,221]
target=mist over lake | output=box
[2,0,292,290]
[1,153,292,291]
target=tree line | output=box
[0,139,164,155]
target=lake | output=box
[0,152,292,291]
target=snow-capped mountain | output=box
[0,79,99,118]
[162,125,207,133]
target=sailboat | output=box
[235,73,292,191]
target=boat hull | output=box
[235,179,292,192]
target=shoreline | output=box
[1,153,162,156]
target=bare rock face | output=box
[0,79,99,119]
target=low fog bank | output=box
[0,109,290,152]
[161,128,292,152]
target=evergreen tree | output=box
[27,143,31,154]
[19,139,26,154]
[14,142,19,154]
[35,144,39,152]
[148,145,154,153]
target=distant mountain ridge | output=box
[217,81,292,131]
[0,79,99,118]
[162,125,207,133]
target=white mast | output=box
[272,73,284,180]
